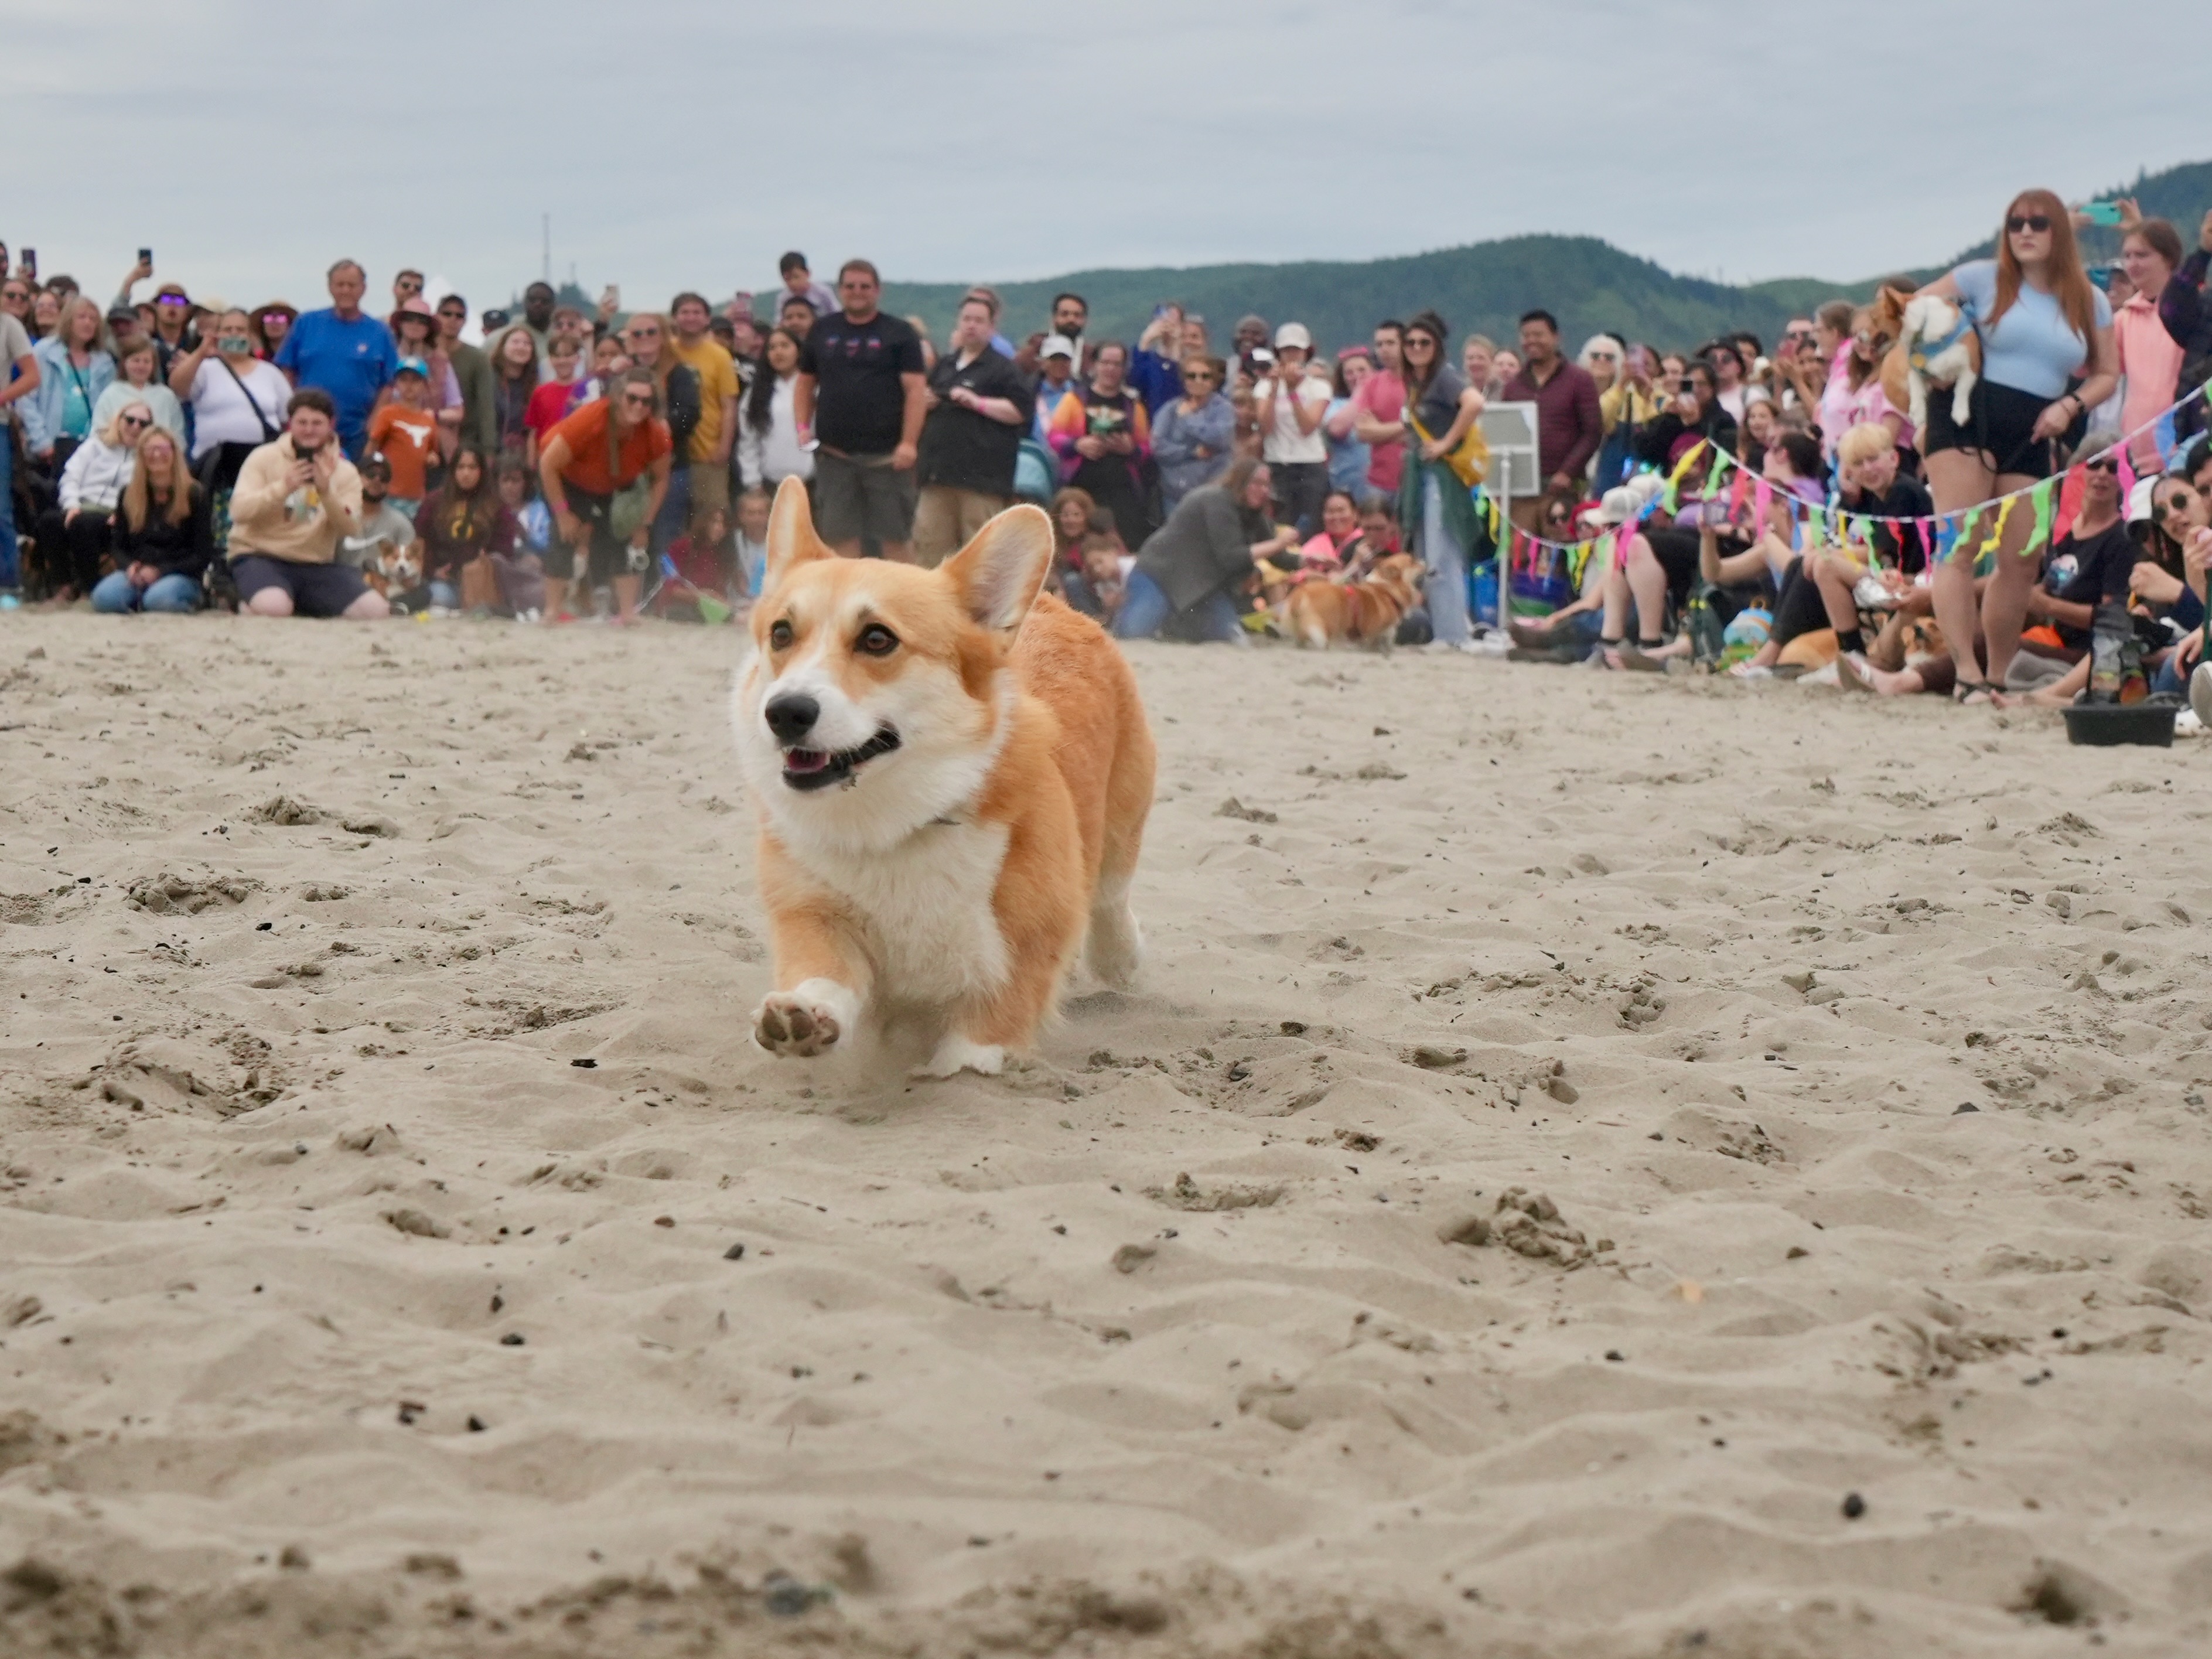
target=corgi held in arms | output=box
[731,478,1156,1078]
[1873,286,1981,436]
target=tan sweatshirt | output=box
[226,435,363,565]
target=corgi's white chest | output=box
[800,818,1012,1006]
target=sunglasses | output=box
[2007,214,2053,234]
[629,326,661,337]
[619,391,655,406]
[119,414,152,428]
[2083,457,2118,474]
[1404,336,1436,350]
[1184,370,1217,381]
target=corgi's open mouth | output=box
[780,726,902,791]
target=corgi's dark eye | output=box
[856,624,899,657]
[768,620,794,650]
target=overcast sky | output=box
[4,0,2203,317]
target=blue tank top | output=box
[1952,260,2109,400]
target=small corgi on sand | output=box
[731,479,1156,1078]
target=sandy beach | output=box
[4,610,2211,1657]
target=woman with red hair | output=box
[1916,187,2117,698]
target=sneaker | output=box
[2192,661,2212,729]
[1727,661,1773,680]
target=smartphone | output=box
[21,248,35,278]
[139,247,153,265]
[2083,202,2124,227]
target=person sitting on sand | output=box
[2142,474,2211,694]
[417,443,518,613]
[1996,463,2211,706]
[226,388,387,620]
[1508,490,1627,661]
[91,424,210,614]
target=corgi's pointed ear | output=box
[763,475,832,592]
[942,504,1053,632]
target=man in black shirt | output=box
[914,296,1035,567]
[794,259,928,559]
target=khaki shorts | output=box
[912,485,1009,568]
[814,449,917,546]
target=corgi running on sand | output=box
[731,479,1156,1078]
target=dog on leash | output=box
[731,479,1156,1078]
[1873,288,1981,435]
[1281,553,1426,648]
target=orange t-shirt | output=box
[367,404,442,500]
[549,397,673,496]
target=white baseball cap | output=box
[1040,334,1076,360]
[1273,322,1312,353]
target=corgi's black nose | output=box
[763,693,820,745]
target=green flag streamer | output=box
[2024,477,2057,560]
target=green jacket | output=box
[1398,452,1491,564]
[447,340,498,454]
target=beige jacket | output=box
[227,434,363,565]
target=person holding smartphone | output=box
[1633,359,1736,468]
[225,388,386,619]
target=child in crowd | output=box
[734,487,770,602]
[493,460,547,620]
[1080,506,1128,621]
[525,335,585,464]
[654,503,741,622]
[366,360,441,518]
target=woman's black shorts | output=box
[1922,377,2066,480]
[543,486,649,586]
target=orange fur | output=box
[736,480,1155,1076]
[1282,553,1425,648]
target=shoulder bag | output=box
[605,406,654,543]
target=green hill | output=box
[879,158,2210,360]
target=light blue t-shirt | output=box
[1952,260,2111,399]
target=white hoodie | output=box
[736,373,814,490]
[58,435,136,514]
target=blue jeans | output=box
[0,427,15,590]
[93,571,202,613]
[650,464,691,561]
[429,579,461,609]
[1419,473,1470,644]
[1110,568,1247,644]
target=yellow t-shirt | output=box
[671,335,739,463]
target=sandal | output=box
[1952,680,1996,705]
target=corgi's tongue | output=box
[782,749,831,774]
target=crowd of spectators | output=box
[1,194,2206,719]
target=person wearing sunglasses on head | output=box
[1915,188,2117,701]
[37,399,153,602]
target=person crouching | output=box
[226,388,388,619]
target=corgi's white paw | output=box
[913,1035,1005,1079]
[753,979,859,1059]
